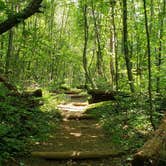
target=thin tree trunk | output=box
[149,0,154,34]
[82,2,95,89]
[122,0,135,93]
[131,0,142,91]
[49,0,56,81]
[0,35,4,59]
[110,0,118,91]
[143,0,155,130]
[5,29,14,75]
[91,1,103,76]
[156,0,165,93]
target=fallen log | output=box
[88,89,129,103]
[63,114,95,120]
[21,89,42,97]
[72,103,88,106]
[0,75,18,92]
[32,151,124,160]
[64,90,82,95]
[69,94,88,99]
[132,116,166,166]
[0,75,43,108]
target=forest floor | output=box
[19,94,130,166]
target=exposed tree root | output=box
[132,116,166,166]
[32,151,125,160]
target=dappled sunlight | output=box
[90,135,98,138]
[70,132,82,137]
[58,103,88,112]
[57,93,89,113]
[38,142,54,146]
[1,0,165,165]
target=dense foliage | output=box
[86,93,165,150]
[0,0,165,165]
[0,0,165,91]
[0,83,60,164]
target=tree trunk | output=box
[91,1,103,76]
[110,0,118,91]
[0,0,43,35]
[156,0,165,93]
[143,0,155,130]
[5,29,14,75]
[132,115,166,166]
[82,1,95,89]
[122,0,135,93]
[49,0,56,81]
[131,0,142,91]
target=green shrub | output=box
[0,84,60,163]
[86,94,154,150]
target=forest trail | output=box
[24,94,125,166]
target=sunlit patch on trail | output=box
[70,132,82,137]
[58,103,88,112]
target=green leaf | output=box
[0,124,10,136]
[0,0,6,11]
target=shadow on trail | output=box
[22,93,126,166]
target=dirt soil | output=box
[13,94,130,166]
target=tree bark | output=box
[122,0,135,93]
[110,0,117,90]
[143,0,155,130]
[156,0,165,93]
[91,1,103,76]
[5,29,14,75]
[0,0,43,35]
[88,89,129,103]
[132,115,166,166]
[82,2,95,89]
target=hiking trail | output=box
[24,93,126,166]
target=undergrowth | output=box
[86,93,165,151]
[0,84,61,164]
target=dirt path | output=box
[23,94,126,166]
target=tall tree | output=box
[156,0,165,93]
[122,0,135,92]
[5,29,14,75]
[110,0,118,90]
[5,0,14,76]
[91,0,103,76]
[143,0,155,129]
[82,1,95,88]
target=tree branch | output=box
[0,0,43,35]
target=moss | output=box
[85,101,116,119]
